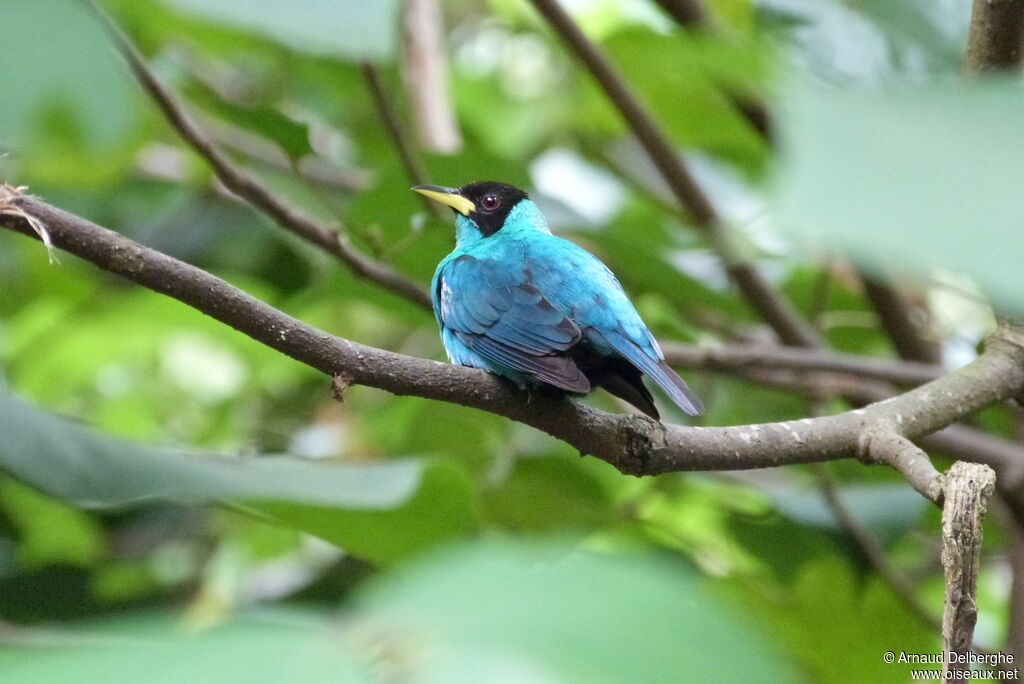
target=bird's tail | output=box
[596,361,661,420]
[600,331,704,416]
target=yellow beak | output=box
[412,185,476,216]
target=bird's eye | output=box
[481,193,501,211]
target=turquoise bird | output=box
[413,181,703,420]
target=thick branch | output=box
[86,0,431,309]
[940,462,996,680]
[667,341,1024,507]
[5,193,1024,482]
[527,0,820,348]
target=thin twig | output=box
[862,276,941,364]
[360,63,443,217]
[813,464,941,631]
[649,0,773,140]
[527,0,821,348]
[661,341,942,386]
[83,0,431,309]
[860,426,944,504]
[992,497,1024,669]
[651,0,710,27]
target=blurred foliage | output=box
[0,0,1014,682]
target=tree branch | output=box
[401,0,462,153]
[862,276,942,365]
[677,341,1024,516]
[813,465,941,631]
[651,0,710,27]
[1006,527,1024,669]
[655,0,937,363]
[649,0,773,140]
[360,63,443,218]
[940,462,996,680]
[526,0,821,348]
[967,0,1024,72]
[861,426,944,503]
[661,341,942,386]
[85,0,432,310]
[4,191,1024,489]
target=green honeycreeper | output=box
[414,181,703,420]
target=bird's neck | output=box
[453,200,552,249]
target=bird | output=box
[413,181,703,420]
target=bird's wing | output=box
[436,255,590,392]
[523,238,704,416]
[594,328,704,416]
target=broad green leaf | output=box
[581,28,770,171]
[482,455,614,532]
[0,610,367,684]
[0,391,422,510]
[775,79,1024,313]
[185,81,314,162]
[355,539,803,683]
[727,506,842,582]
[781,265,890,355]
[161,0,402,61]
[768,482,927,540]
[730,557,935,683]
[0,0,135,151]
[0,478,105,569]
[0,392,480,563]
[857,0,967,73]
[255,461,478,566]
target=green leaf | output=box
[857,0,966,72]
[161,0,402,61]
[188,85,314,162]
[483,455,614,532]
[583,28,770,171]
[0,391,423,509]
[730,557,935,683]
[355,539,802,683]
[775,79,1024,313]
[254,462,480,565]
[769,481,928,540]
[0,0,136,152]
[0,478,104,569]
[0,610,368,684]
[0,392,481,564]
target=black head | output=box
[412,181,529,237]
[457,181,528,237]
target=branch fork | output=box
[859,424,944,503]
